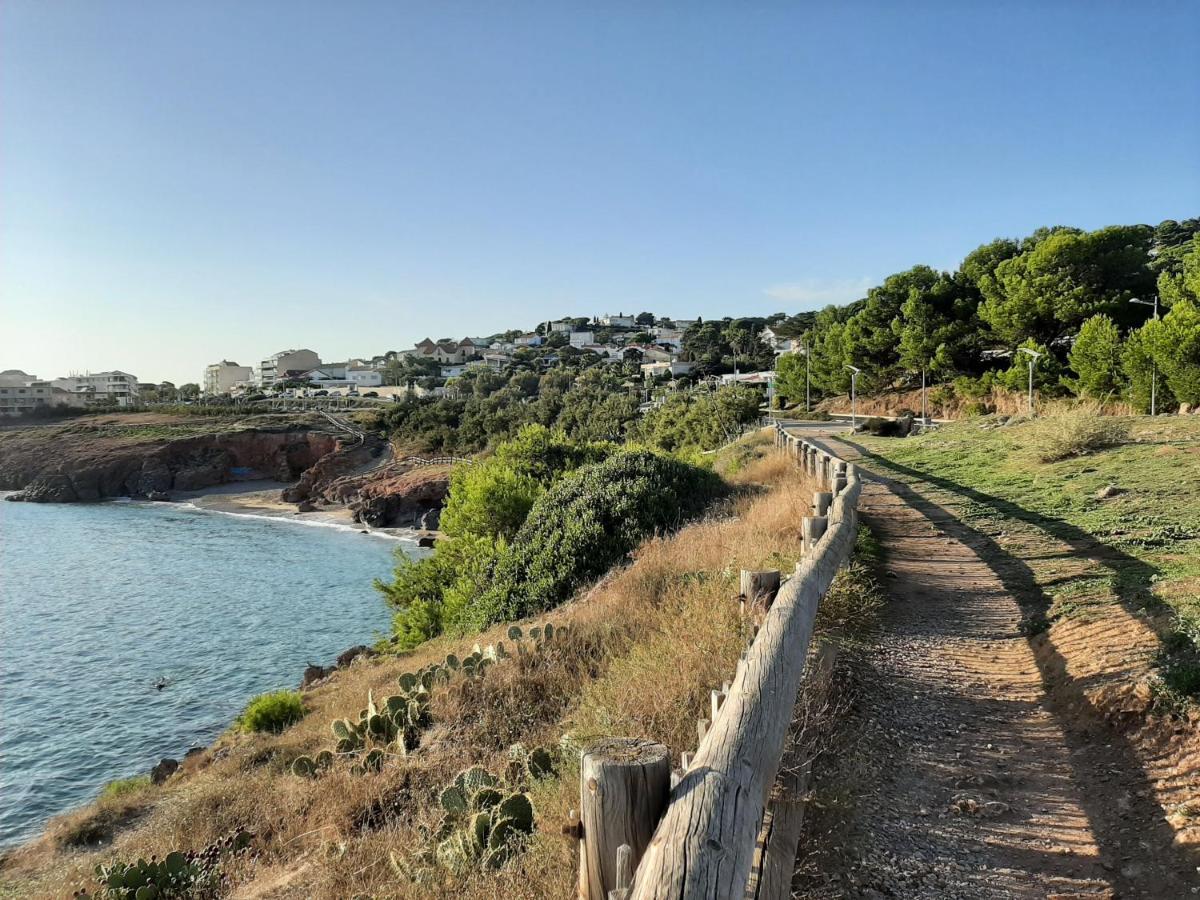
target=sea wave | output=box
[170,501,419,544]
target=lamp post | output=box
[803,337,811,413]
[921,364,928,424]
[845,365,861,428]
[1018,347,1041,414]
[1130,296,1159,415]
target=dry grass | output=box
[1023,400,1131,462]
[0,430,821,900]
[812,385,1136,420]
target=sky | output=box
[2,1,1197,385]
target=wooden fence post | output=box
[832,472,848,496]
[802,515,827,555]
[812,491,832,517]
[610,843,633,900]
[741,569,781,608]
[579,738,671,900]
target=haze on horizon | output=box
[1,0,1196,385]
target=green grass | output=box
[236,690,306,734]
[854,414,1200,702]
[99,774,151,800]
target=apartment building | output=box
[204,360,254,395]
[258,349,321,387]
[51,371,140,406]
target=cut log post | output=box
[740,569,781,609]
[697,718,709,744]
[609,843,633,900]
[630,477,861,899]
[813,491,832,517]
[832,472,848,496]
[802,515,828,555]
[749,644,837,900]
[711,689,726,721]
[681,751,692,771]
[579,738,671,900]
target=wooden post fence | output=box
[578,424,862,899]
[579,738,672,900]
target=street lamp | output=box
[1018,348,1041,414]
[845,365,862,428]
[921,363,928,424]
[802,337,811,413]
[1130,296,1159,416]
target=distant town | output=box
[0,313,797,417]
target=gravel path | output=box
[796,437,1199,898]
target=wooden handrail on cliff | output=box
[395,455,473,468]
[577,425,862,900]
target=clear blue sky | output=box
[2,1,1197,385]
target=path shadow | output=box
[826,437,1200,895]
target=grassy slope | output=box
[1,431,840,899]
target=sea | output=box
[0,493,422,847]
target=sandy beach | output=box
[169,480,427,544]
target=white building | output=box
[568,330,595,348]
[258,349,321,387]
[599,313,636,328]
[549,320,574,333]
[650,327,685,349]
[51,371,140,406]
[0,371,89,416]
[204,360,253,395]
[640,361,695,379]
[299,365,383,390]
[514,333,543,347]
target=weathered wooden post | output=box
[711,688,726,721]
[832,471,848,497]
[610,843,633,900]
[579,738,671,900]
[741,569,781,609]
[802,515,828,555]
[813,491,832,517]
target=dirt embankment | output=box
[277,436,452,529]
[0,416,340,503]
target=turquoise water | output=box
[0,495,413,847]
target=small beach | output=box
[172,480,427,542]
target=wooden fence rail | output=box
[578,424,861,900]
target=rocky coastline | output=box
[0,416,452,530]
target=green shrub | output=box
[99,775,150,801]
[860,417,901,437]
[633,385,762,452]
[236,690,305,734]
[1068,313,1123,399]
[1025,404,1129,462]
[470,451,724,626]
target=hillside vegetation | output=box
[377,426,723,647]
[0,432,880,899]
[770,219,1200,415]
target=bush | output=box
[1025,404,1129,462]
[236,690,305,734]
[469,451,724,627]
[99,775,150,800]
[1068,313,1123,399]
[860,417,901,437]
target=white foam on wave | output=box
[169,501,419,544]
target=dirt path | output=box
[796,436,1199,898]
